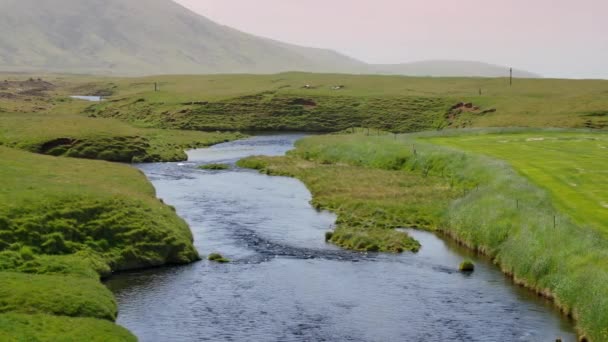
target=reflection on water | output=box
[70,95,103,101]
[106,135,576,342]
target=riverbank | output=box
[107,134,575,341]
[239,130,608,341]
[0,146,202,340]
[0,111,244,162]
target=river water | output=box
[106,134,576,342]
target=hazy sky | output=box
[175,0,607,79]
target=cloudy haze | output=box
[174,0,607,79]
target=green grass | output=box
[0,146,201,340]
[198,163,230,170]
[71,73,608,132]
[0,112,244,162]
[0,272,117,320]
[0,313,136,342]
[459,260,475,272]
[238,151,453,253]
[0,146,199,268]
[428,132,608,235]
[207,253,230,263]
[240,130,608,341]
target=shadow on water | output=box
[106,134,576,342]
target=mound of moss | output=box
[459,260,475,272]
[198,163,230,170]
[0,313,136,342]
[0,146,201,339]
[0,272,117,320]
[208,253,230,263]
[328,226,419,253]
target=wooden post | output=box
[479,88,482,95]
[510,68,513,86]
[516,199,519,209]
[554,215,557,228]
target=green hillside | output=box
[83,73,608,132]
[0,0,364,75]
[0,0,535,77]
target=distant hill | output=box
[0,0,539,78]
[371,61,540,78]
[0,0,365,75]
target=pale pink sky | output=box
[174,0,608,78]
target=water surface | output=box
[70,95,103,101]
[106,135,576,342]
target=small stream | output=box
[106,134,576,342]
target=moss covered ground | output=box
[0,146,203,340]
[240,130,608,341]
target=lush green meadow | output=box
[69,73,608,132]
[241,130,608,341]
[429,132,608,234]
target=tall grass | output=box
[245,131,608,341]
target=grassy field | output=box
[3,72,608,133]
[0,313,135,341]
[241,130,608,341]
[428,132,608,235]
[0,112,243,163]
[69,73,608,132]
[2,72,608,340]
[0,146,204,339]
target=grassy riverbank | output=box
[0,112,243,162]
[0,146,203,340]
[240,130,608,341]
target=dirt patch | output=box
[289,98,317,107]
[39,138,77,154]
[0,78,56,98]
[582,111,608,117]
[0,92,18,99]
[181,101,209,106]
[445,102,497,126]
[584,119,607,129]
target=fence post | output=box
[554,215,557,228]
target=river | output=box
[106,134,576,342]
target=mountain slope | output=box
[372,60,540,78]
[0,0,365,75]
[0,0,539,77]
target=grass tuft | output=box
[208,253,230,263]
[198,163,230,170]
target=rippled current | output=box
[106,134,576,342]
